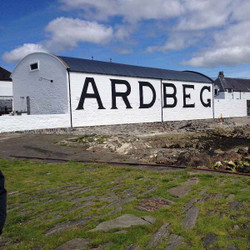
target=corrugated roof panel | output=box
[57,56,213,83]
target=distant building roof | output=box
[215,72,250,92]
[57,56,213,83]
[0,67,11,81]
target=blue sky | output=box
[1,0,250,79]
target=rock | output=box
[90,214,155,232]
[226,244,238,250]
[136,198,174,212]
[227,194,235,201]
[199,189,207,195]
[182,198,197,212]
[106,197,137,208]
[116,143,133,154]
[182,207,199,230]
[140,185,158,196]
[215,193,223,201]
[106,207,122,216]
[166,234,184,250]
[93,242,112,249]
[203,233,217,248]
[230,201,241,210]
[168,185,191,198]
[237,147,248,155]
[214,149,225,155]
[126,244,139,250]
[233,225,240,230]
[46,217,93,236]
[169,178,199,198]
[55,238,91,250]
[199,193,214,203]
[213,161,222,169]
[147,222,170,248]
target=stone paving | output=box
[2,170,249,250]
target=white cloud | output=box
[146,33,200,53]
[176,0,232,31]
[59,0,184,22]
[2,17,113,63]
[45,17,113,51]
[183,20,250,67]
[2,43,47,63]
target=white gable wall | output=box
[12,53,69,114]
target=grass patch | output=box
[0,159,249,249]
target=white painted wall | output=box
[162,80,213,121]
[70,72,162,127]
[0,81,12,97]
[0,114,70,133]
[214,98,247,118]
[214,91,250,118]
[12,53,69,114]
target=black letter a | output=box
[76,77,105,110]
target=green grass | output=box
[0,159,249,249]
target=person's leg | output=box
[0,171,7,235]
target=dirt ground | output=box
[0,117,249,173]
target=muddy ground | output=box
[0,117,249,173]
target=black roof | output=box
[58,56,212,83]
[0,67,11,81]
[215,75,250,92]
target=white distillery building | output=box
[11,52,214,127]
[214,72,250,118]
[0,67,13,115]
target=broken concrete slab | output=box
[126,244,139,250]
[140,185,158,196]
[230,201,241,210]
[214,193,223,201]
[105,197,137,208]
[227,194,235,201]
[166,234,184,250]
[55,238,91,250]
[182,207,199,230]
[168,178,199,198]
[203,233,217,249]
[46,217,93,236]
[226,244,239,250]
[168,185,191,198]
[136,198,174,212]
[90,214,155,232]
[147,222,170,248]
[182,198,197,212]
[199,193,214,203]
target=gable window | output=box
[30,62,39,71]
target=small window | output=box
[30,62,39,71]
[214,89,218,95]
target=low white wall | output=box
[0,114,70,133]
[214,98,247,118]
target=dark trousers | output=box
[0,171,7,235]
